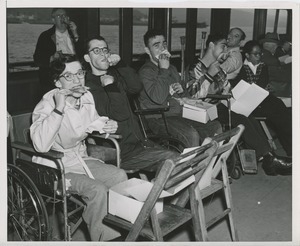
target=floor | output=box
[69,140,293,244]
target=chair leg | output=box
[189,186,201,241]
[195,186,209,241]
[221,158,239,241]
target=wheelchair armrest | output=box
[88,132,122,168]
[90,132,122,140]
[206,94,232,100]
[134,106,170,115]
[11,141,64,159]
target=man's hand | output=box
[68,21,79,39]
[50,51,62,63]
[158,53,170,69]
[108,54,121,66]
[207,61,221,77]
[172,82,184,94]
[102,120,118,134]
[100,75,114,87]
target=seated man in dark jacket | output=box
[84,35,177,171]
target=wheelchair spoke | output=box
[7,165,48,241]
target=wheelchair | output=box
[7,112,120,241]
[129,94,187,153]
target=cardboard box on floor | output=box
[108,170,195,223]
[182,100,218,123]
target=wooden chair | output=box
[103,125,244,241]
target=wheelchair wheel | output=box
[7,164,49,241]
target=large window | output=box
[7,8,52,70]
[230,9,255,44]
[99,8,119,54]
[266,9,288,34]
[196,9,211,51]
[132,8,149,54]
[171,9,186,52]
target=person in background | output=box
[234,40,292,175]
[220,27,245,81]
[186,34,291,176]
[259,32,291,96]
[33,8,84,96]
[275,39,292,58]
[30,54,127,241]
[84,35,178,171]
[138,29,222,148]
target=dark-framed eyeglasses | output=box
[88,47,110,56]
[59,70,86,81]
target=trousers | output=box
[66,160,127,241]
[122,144,179,171]
[217,103,271,158]
[251,94,292,156]
[147,116,222,148]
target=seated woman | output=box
[234,40,292,175]
[30,54,127,241]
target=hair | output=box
[243,40,261,54]
[229,27,246,41]
[51,8,67,17]
[143,29,165,47]
[50,54,78,82]
[84,35,107,54]
[205,33,227,47]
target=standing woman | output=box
[30,54,127,241]
[235,40,292,175]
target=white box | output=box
[108,175,195,223]
[183,101,218,123]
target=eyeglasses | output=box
[250,52,263,57]
[54,14,68,19]
[59,70,86,81]
[88,47,110,56]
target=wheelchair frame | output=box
[7,112,120,241]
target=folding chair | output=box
[103,124,244,241]
[175,124,245,241]
[103,140,218,241]
[7,111,121,241]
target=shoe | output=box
[262,153,292,176]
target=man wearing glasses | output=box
[84,36,178,172]
[33,8,84,97]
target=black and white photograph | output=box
[2,0,300,245]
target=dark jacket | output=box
[85,63,145,160]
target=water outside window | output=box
[99,8,119,54]
[132,8,149,55]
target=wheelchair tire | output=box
[227,148,242,180]
[7,164,49,241]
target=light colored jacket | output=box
[220,46,243,80]
[30,89,108,174]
